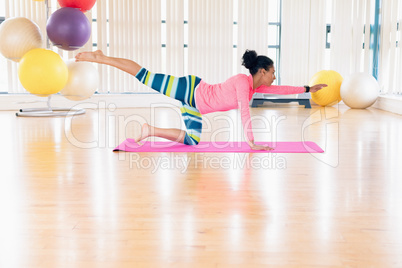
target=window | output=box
[267,0,282,84]
[2,0,282,93]
[235,0,282,83]
[324,0,332,69]
[0,1,5,22]
[325,0,381,79]
[91,0,282,81]
[0,3,6,93]
[371,0,380,79]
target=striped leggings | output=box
[135,68,203,145]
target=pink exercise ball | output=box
[58,0,97,13]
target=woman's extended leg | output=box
[75,50,142,77]
[75,51,202,145]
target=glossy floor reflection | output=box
[0,104,401,267]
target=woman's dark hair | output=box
[241,50,274,75]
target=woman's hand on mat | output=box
[248,142,274,151]
[310,84,328,93]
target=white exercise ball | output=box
[60,61,99,101]
[340,73,380,109]
[0,17,43,62]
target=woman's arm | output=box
[256,85,305,94]
[235,80,274,151]
[245,84,326,150]
[255,84,327,94]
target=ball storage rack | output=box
[16,0,86,117]
[16,95,85,117]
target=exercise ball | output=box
[309,70,343,106]
[60,61,99,101]
[340,73,380,109]
[46,7,91,51]
[58,0,97,13]
[0,17,43,62]
[18,48,68,96]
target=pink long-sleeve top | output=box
[195,74,306,142]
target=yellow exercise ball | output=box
[309,70,343,106]
[0,17,43,62]
[60,61,99,101]
[18,48,68,96]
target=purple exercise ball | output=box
[46,7,91,51]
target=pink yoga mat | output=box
[113,139,324,153]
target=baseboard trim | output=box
[372,95,402,115]
[1,93,402,116]
[0,93,180,111]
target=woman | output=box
[75,50,326,150]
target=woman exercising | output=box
[75,50,326,151]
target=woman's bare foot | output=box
[75,50,105,63]
[135,123,151,145]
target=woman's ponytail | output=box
[242,50,258,70]
[241,49,274,75]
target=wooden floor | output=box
[1,103,402,267]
